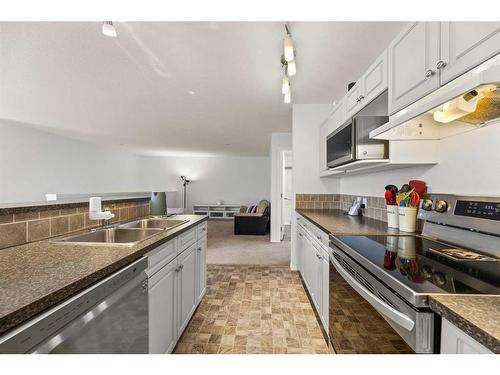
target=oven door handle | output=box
[331,256,415,331]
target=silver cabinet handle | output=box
[436,60,447,70]
[331,255,415,331]
[316,254,322,260]
[202,227,206,231]
[317,235,321,240]
[197,247,202,251]
[180,264,184,270]
[175,266,181,272]
[359,95,364,101]
[425,69,435,78]
[298,233,303,237]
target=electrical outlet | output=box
[362,197,368,207]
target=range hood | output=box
[370,54,500,140]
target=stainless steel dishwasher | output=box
[0,257,148,354]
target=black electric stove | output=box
[335,235,500,296]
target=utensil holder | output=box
[386,205,399,229]
[398,206,418,232]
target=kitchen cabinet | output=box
[440,22,500,84]
[178,242,198,334]
[345,51,389,119]
[196,236,207,303]
[388,22,441,114]
[440,318,493,354]
[146,222,207,354]
[296,214,329,333]
[149,259,178,354]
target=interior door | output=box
[282,167,292,226]
[178,244,197,334]
[440,22,500,84]
[388,22,440,114]
[149,261,178,354]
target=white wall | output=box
[0,120,271,207]
[339,123,500,197]
[269,132,292,242]
[139,155,270,210]
[0,120,146,203]
[290,105,341,270]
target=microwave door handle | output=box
[331,256,415,331]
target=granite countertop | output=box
[0,214,207,336]
[430,295,500,353]
[296,208,400,236]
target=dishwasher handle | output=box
[330,255,415,331]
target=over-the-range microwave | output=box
[327,116,389,169]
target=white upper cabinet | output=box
[345,81,364,118]
[361,50,388,105]
[388,22,441,114]
[346,50,388,118]
[440,22,500,84]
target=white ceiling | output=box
[0,22,405,156]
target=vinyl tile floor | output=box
[174,265,330,354]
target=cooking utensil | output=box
[400,184,411,193]
[409,180,427,197]
[384,190,393,205]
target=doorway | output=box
[281,151,293,241]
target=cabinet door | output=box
[361,50,388,105]
[196,238,207,303]
[388,22,440,114]
[296,227,304,272]
[148,260,178,354]
[313,244,322,313]
[345,81,364,118]
[321,255,329,331]
[440,22,500,84]
[305,236,318,305]
[178,243,197,334]
[440,318,492,354]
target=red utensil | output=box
[384,189,393,205]
[409,180,427,197]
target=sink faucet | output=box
[89,197,115,228]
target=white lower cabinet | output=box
[196,237,207,303]
[149,259,178,354]
[440,318,492,354]
[178,243,198,333]
[146,221,208,354]
[296,215,329,333]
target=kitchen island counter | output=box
[0,214,208,337]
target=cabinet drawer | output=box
[197,221,207,239]
[148,257,178,289]
[178,228,197,253]
[145,239,177,276]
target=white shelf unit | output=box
[193,204,241,219]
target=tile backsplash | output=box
[296,193,388,222]
[0,199,150,250]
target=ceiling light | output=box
[287,60,296,76]
[282,75,290,94]
[284,90,291,104]
[283,24,294,62]
[102,21,117,37]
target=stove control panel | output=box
[419,194,500,237]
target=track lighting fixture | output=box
[282,75,290,94]
[287,60,296,76]
[283,25,294,62]
[284,91,291,104]
[102,21,117,37]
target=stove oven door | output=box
[328,245,435,354]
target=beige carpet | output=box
[206,220,291,266]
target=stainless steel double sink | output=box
[53,217,189,246]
